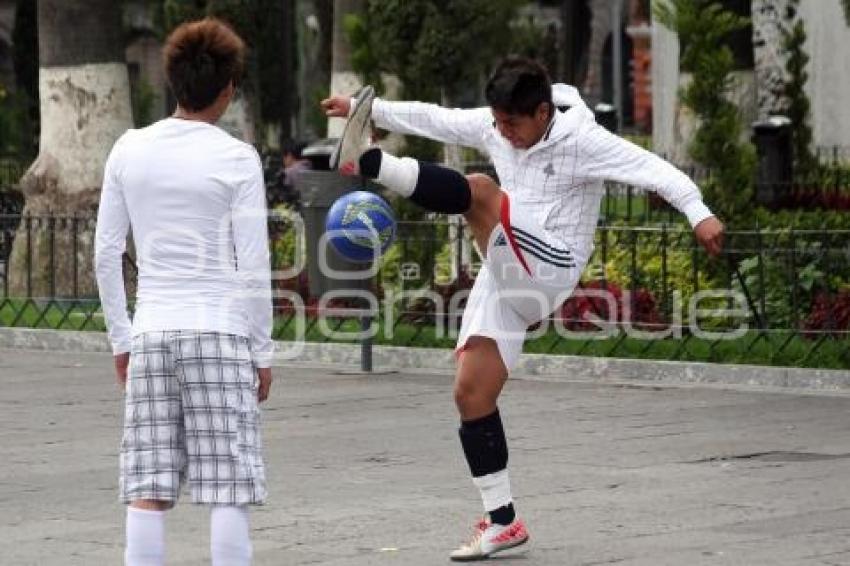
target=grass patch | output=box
[0,298,105,331]
[3,298,847,370]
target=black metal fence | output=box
[2,144,849,368]
[0,214,101,298]
[2,212,848,368]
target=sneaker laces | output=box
[459,518,490,548]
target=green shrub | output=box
[752,208,850,230]
[654,0,756,225]
[586,228,715,317]
[781,0,816,175]
[733,250,823,328]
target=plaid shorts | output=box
[120,331,267,505]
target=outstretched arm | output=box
[576,123,724,256]
[322,94,492,151]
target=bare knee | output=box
[454,338,507,419]
[454,375,503,419]
[463,174,503,245]
[465,173,502,208]
[453,378,477,412]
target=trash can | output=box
[301,138,337,171]
[295,139,379,298]
[594,102,618,133]
[752,116,793,206]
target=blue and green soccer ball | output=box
[325,191,396,262]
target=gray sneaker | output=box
[329,85,376,173]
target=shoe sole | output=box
[449,534,529,562]
[329,85,375,170]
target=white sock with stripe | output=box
[361,148,419,197]
[472,469,514,515]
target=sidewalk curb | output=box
[1,327,849,391]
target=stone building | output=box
[652,0,850,162]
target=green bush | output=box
[269,204,300,270]
[585,228,717,323]
[130,78,158,129]
[377,238,403,290]
[0,83,31,156]
[752,208,850,230]
[733,250,823,328]
[379,212,449,291]
[781,0,816,175]
[654,0,756,225]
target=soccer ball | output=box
[325,191,396,262]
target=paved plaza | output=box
[2,348,850,565]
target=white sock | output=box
[125,507,165,566]
[210,505,253,566]
[472,469,513,513]
[375,151,419,197]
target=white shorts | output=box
[456,193,582,371]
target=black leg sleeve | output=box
[458,409,509,478]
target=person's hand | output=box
[320,95,351,118]
[114,352,130,390]
[256,367,272,403]
[694,216,724,257]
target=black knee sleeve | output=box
[359,149,472,214]
[458,409,508,478]
[410,161,472,214]
[359,147,383,177]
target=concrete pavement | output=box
[2,348,850,565]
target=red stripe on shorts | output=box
[500,194,532,276]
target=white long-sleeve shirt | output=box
[370,84,713,267]
[94,118,273,367]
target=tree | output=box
[7,0,133,297]
[297,0,333,139]
[780,0,815,175]
[10,0,38,157]
[328,0,364,138]
[347,0,527,165]
[842,0,850,26]
[350,0,522,104]
[654,0,756,224]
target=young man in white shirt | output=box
[95,18,273,566]
[323,57,724,561]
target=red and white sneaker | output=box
[449,517,529,561]
[329,85,375,174]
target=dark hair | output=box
[484,56,553,116]
[163,18,245,112]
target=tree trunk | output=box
[751,0,793,119]
[560,0,577,84]
[327,0,363,137]
[8,0,133,298]
[296,0,332,140]
[280,0,295,142]
[0,2,18,91]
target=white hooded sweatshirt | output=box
[370,83,713,267]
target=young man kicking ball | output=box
[96,18,272,566]
[322,57,724,561]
